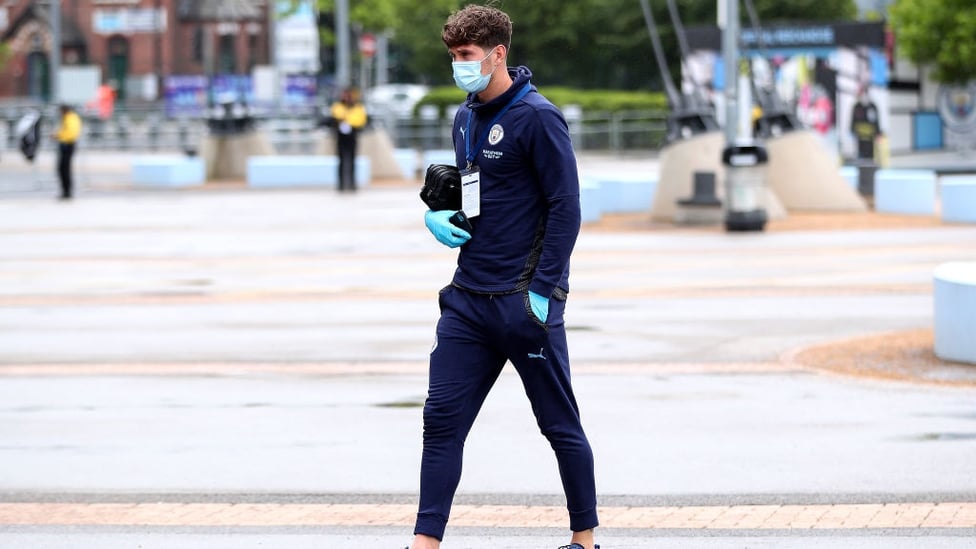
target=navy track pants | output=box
[414,285,598,540]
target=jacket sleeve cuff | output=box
[528,280,555,298]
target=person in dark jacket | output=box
[851,86,881,161]
[408,5,599,549]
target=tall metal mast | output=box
[742,0,801,136]
[638,0,681,110]
[639,0,719,142]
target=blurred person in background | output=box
[87,80,117,120]
[85,80,116,140]
[329,87,368,192]
[52,104,82,201]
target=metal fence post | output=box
[610,112,622,153]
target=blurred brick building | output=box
[0,0,272,102]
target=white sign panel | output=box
[275,0,320,74]
[253,65,279,103]
[58,66,102,105]
[93,8,166,34]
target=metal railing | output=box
[0,103,671,156]
[374,108,671,152]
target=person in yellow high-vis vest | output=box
[329,88,368,192]
[52,104,82,200]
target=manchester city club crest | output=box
[937,83,976,149]
[938,83,976,133]
[488,124,505,145]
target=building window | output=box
[218,34,236,75]
[107,35,129,101]
[193,25,204,63]
[64,46,88,65]
[26,50,50,100]
[247,34,258,71]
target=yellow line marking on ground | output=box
[0,502,973,529]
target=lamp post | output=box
[335,0,350,88]
[719,0,768,232]
[719,0,738,144]
[155,0,164,98]
[48,0,60,104]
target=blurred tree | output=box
[745,0,856,23]
[276,0,305,18]
[378,0,462,84]
[313,0,858,90]
[889,0,976,84]
[315,0,455,83]
[504,0,656,90]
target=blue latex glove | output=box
[424,210,471,248]
[528,290,549,323]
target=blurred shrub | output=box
[415,86,669,117]
[538,88,669,112]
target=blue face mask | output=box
[452,48,498,94]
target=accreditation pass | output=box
[460,167,481,217]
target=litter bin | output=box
[722,142,768,232]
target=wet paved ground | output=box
[1,150,976,548]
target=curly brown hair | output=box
[441,4,512,51]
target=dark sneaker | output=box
[558,545,600,549]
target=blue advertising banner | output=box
[211,75,255,105]
[163,75,208,118]
[683,22,891,159]
[165,73,319,118]
[281,74,318,111]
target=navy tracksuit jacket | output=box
[414,66,599,541]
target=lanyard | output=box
[464,83,532,167]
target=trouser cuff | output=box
[569,507,599,532]
[414,513,447,541]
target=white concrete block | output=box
[940,175,976,224]
[246,156,371,188]
[394,148,419,180]
[934,262,976,364]
[421,149,457,172]
[131,156,205,187]
[247,156,335,187]
[597,176,659,213]
[874,169,937,215]
[839,165,859,189]
[580,179,602,223]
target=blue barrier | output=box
[597,176,658,213]
[940,176,976,224]
[394,148,418,180]
[874,169,936,215]
[131,156,205,187]
[247,156,371,188]
[421,149,457,171]
[839,165,859,189]
[580,179,602,223]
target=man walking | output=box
[409,5,599,549]
[52,104,82,200]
